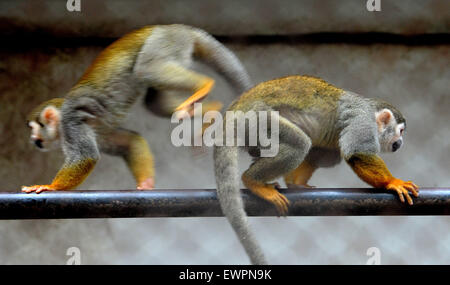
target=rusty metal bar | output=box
[0,188,448,219]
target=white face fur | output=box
[28,106,61,152]
[375,108,405,153]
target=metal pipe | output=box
[0,188,448,219]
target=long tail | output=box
[191,28,253,95]
[214,145,267,265]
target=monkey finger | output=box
[21,186,35,193]
[391,184,415,205]
[275,203,288,217]
[35,186,55,194]
[21,185,42,193]
[279,194,290,207]
[273,200,284,216]
[34,187,44,194]
[389,186,405,203]
[35,188,49,194]
[22,185,52,194]
[402,190,413,205]
[278,203,288,217]
[404,184,419,197]
[397,192,406,203]
[406,181,419,192]
[274,195,289,216]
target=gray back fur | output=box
[337,91,380,159]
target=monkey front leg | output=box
[22,117,100,193]
[99,128,155,190]
[124,134,155,190]
[135,61,215,117]
[22,159,97,193]
[346,153,419,205]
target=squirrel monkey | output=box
[214,75,418,264]
[22,24,252,193]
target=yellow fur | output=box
[77,26,154,87]
[233,75,344,112]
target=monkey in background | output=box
[23,24,252,193]
[213,75,418,264]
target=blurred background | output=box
[0,0,449,264]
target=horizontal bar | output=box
[0,188,448,219]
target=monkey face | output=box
[376,108,405,153]
[27,106,61,152]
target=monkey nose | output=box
[392,140,402,152]
[34,139,43,149]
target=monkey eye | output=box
[400,128,404,135]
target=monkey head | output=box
[375,108,406,153]
[26,98,64,152]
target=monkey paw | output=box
[386,179,419,205]
[137,178,154,190]
[268,191,290,216]
[257,183,290,216]
[22,185,56,194]
[243,176,290,216]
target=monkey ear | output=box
[41,106,60,126]
[375,109,393,128]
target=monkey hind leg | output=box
[135,61,215,117]
[143,88,182,117]
[284,160,317,188]
[242,117,312,215]
[144,87,222,119]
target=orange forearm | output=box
[346,153,394,188]
[50,158,97,190]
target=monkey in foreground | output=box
[22,24,252,193]
[214,75,418,264]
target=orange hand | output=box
[137,177,154,190]
[22,184,56,194]
[385,179,419,205]
[347,153,419,205]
